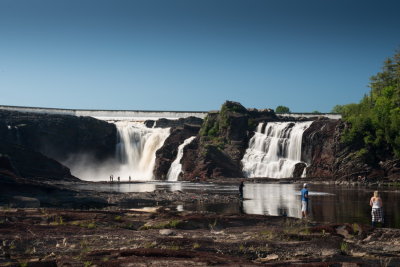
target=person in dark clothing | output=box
[239,181,244,200]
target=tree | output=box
[275,105,290,113]
[331,105,344,114]
[339,49,400,159]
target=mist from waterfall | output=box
[241,121,312,178]
[114,121,170,181]
[167,136,196,181]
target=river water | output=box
[75,181,400,228]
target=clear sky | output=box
[1,0,399,112]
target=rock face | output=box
[302,118,340,177]
[0,110,117,164]
[177,101,277,180]
[153,124,201,180]
[0,142,77,180]
[145,116,203,128]
[302,119,397,180]
[331,122,385,180]
[181,137,244,180]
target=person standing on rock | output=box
[370,191,384,227]
[300,183,309,219]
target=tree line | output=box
[332,49,400,161]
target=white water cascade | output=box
[167,136,196,181]
[114,121,170,181]
[241,121,313,178]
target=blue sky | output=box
[0,0,399,112]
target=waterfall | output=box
[114,121,170,180]
[241,121,312,178]
[167,136,196,181]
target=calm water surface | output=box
[75,181,400,228]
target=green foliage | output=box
[340,241,348,254]
[275,105,290,113]
[331,104,344,114]
[87,222,96,229]
[311,110,321,114]
[199,115,220,137]
[339,49,400,159]
[199,101,243,150]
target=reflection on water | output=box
[73,181,400,228]
[242,184,334,218]
[75,181,236,194]
[243,183,300,217]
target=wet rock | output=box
[302,118,340,177]
[159,229,175,236]
[154,125,200,180]
[293,162,306,178]
[10,196,40,208]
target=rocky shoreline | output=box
[1,206,399,266]
[1,178,400,266]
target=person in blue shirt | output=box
[300,183,309,218]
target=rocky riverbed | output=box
[2,174,400,266]
[1,201,400,266]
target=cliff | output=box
[302,118,340,177]
[0,110,117,163]
[176,101,277,180]
[0,110,117,180]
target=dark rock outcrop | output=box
[379,159,400,180]
[145,116,203,128]
[9,196,40,208]
[179,101,252,180]
[302,118,340,177]
[0,142,77,181]
[303,119,394,180]
[153,124,200,180]
[331,124,385,180]
[181,137,244,180]
[293,162,307,178]
[0,110,117,164]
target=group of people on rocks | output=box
[109,175,132,183]
[239,181,385,227]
